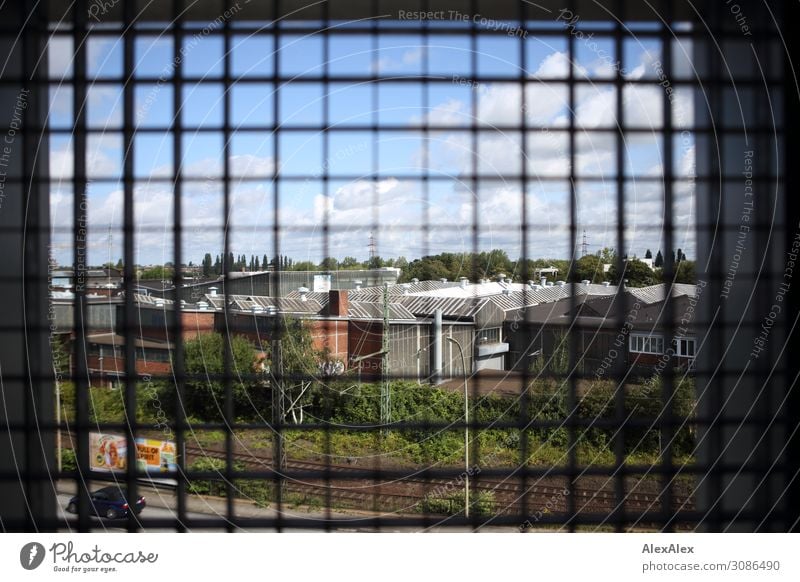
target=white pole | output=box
[446,336,469,518]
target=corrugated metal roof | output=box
[349,280,461,300]
[284,290,330,305]
[627,283,697,304]
[133,293,173,306]
[347,301,416,320]
[397,295,491,319]
[205,294,323,314]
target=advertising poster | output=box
[89,432,178,486]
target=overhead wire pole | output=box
[270,329,286,503]
[380,283,391,428]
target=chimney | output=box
[540,277,547,287]
[328,289,349,317]
[298,286,309,301]
[209,286,218,297]
[459,277,468,289]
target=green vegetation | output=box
[60,448,77,471]
[419,490,495,517]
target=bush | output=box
[60,448,77,472]
[419,489,495,517]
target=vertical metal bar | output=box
[271,0,284,531]
[222,0,235,532]
[613,0,627,533]
[565,0,578,533]
[706,0,723,533]
[468,0,479,529]
[172,0,188,533]
[370,0,381,528]
[784,0,800,533]
[660,0,676,531]
[518,0,530,526]
[322,0,332,531]
[122,0,139,533]
[71,0,90,533]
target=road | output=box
[55,481,517,532]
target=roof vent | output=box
[603,281,611,287]
[354,279,362,291]
[496,273,506,281]
[581,279,591,285]
[298,286,309,301]
[208,286,218,297]
[459,277,469,289]
[411,278,419,284]
[197,301,209,311]
[540,277,547,286]
[440,278,448,283]
[502,289,512,296]
[556,280,566,287]
[547,282,554,287]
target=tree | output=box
[292,260,317,271]
[676,248,686,263]
[202,253,213,278]
[367,255,385,269]
[319,257,339,271]
[570,254,607,283]
[607,258,658,287]
[139,265,172,280]
[213,254,222,275]
[262,254,269,271]
[644,249,652,259]
[340,256,361,269]
[674,260,696,284]
[254,256,260,270]
[179,333,264,420]
[654,250,664,268]
[598,247,615,263]
[115,258,123,270]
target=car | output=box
[66,486,146,519]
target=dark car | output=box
[66,486,146,519]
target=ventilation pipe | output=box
[209,286,218,297]
[298,286,309,301]
[459,277,469,289]
[540,277,547,286]
[433,309,443,384]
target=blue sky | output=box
[47,29,696,267]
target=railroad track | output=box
[59,431,694,521]
[184,444,695,518]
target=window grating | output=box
[0,0,797,533]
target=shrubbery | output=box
[419,490,495,517]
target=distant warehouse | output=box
[144,268,402,301]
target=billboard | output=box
[313,274,331,292]
[89,432,178,485]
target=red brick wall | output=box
[181,311,216,339]
[86,354,172,377]
[348,321,384,379]
[308,319,349,362]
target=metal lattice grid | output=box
[0,0,797,533]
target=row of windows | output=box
[629,334,696,357]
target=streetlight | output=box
[446,335,469,518]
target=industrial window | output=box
[630,334,665,355]
[1,0,798,543]
[672,337,695,358]
[476,327,501,344]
